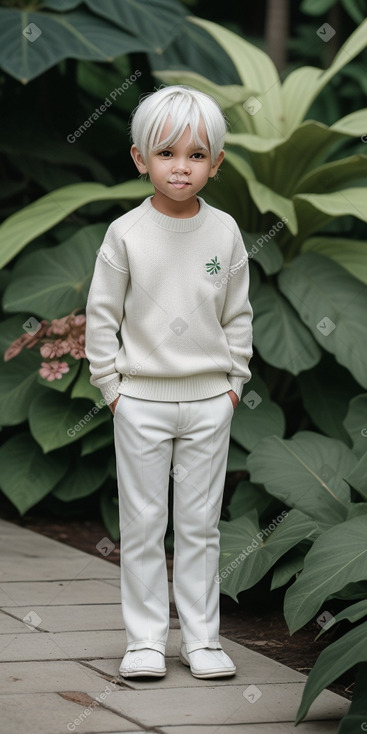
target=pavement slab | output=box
[0,518,351,734]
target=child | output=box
[85,85,253,679]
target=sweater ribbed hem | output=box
[118,373,232,402]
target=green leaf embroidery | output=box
[205,256,221,274]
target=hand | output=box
[227,390,239,410]
[109,396,120,415]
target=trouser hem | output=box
[126,641,166,654]
[183,640,223,653]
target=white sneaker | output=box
[179,644,236,678]
[119,648,166,678]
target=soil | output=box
[1,498,354,703]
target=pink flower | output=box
[39,361,70,381]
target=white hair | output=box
[129,85,227,165]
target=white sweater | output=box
[85,195,253,404]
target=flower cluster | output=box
[4,310,86,382]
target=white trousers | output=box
[113,391,234,654]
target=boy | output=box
[85,85,253,679]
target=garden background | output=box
[0,0,367,727]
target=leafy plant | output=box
[151,16,367,726]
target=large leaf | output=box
[337,662,367,734]
[345,452,367,499]
[71,358,102,403]
[282,19,367,131]
[252,282,321,374]
[0,350,44,426]
[302,236,367,285]
[28,391,111,452]
[85,0,186,53]
[52,454,109,501]
[81,421,114,456]
[0,7,149,83]
[3,224,106,319]
[343,394,367,458]
[295,622,367,724]
[0,180,153,269]
[0,434,68,514]
[187,16,284,139]
[230,372,285,451]
[271,541,311,590]
[297,355,360,443]
[317,599,367,637]
[227,480,275,522]
[218,508,318,601]
[226,440,248,471]
[247,431,355,529]
[295,154,367,194]
[285,515,367,633]
[224,148,298,233]
[278,252,367,389]
[293,188,367,245]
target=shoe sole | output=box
[179,651,236,679]
[119,668,166,678]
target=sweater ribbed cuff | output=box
[227,375,247,401]
[97,375,121,405]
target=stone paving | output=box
[0,518,349,733]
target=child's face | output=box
[131,116,224,211]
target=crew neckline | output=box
[143,195,208,232]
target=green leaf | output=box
[271,541,310,590]
[242,231,284,275]
[345,452,367,499]
[285,516,367,634]
[337,662,367,734]
[225,148,298,234]
[227,480,274,521]
[3,224,106,319]
[297,355,360,443]
[295,621,367,724]
[343,394,367,458]
[278,253,367,389]
[0,7,149,83]
[317,599,367,637]
[231,372,285,451]
[218,508,317,601]
[0,179,153,269]
[295,154,367,195]
[294,188,367,243]
[252,282,321,374]
[81,420,114,456]
[52,454,109,501]
[86,0,186,52]
[0,434,68,514]
[0,350,44,426]
[302,236,367,285]
[300,0,336,14]
[28,391,110,452]
[282,19,367,132]
[247,432,355,529]
[227,440,248,471]
[152,69,253,115]
[188,16,284,139]
[71,358,102,402]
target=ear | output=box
[208,149,225,179]
[130,144,149,174]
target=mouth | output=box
[169,181,191,189]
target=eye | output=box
[158,150,172,157]
[191,152,205,159]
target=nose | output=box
[172,158,190,174]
